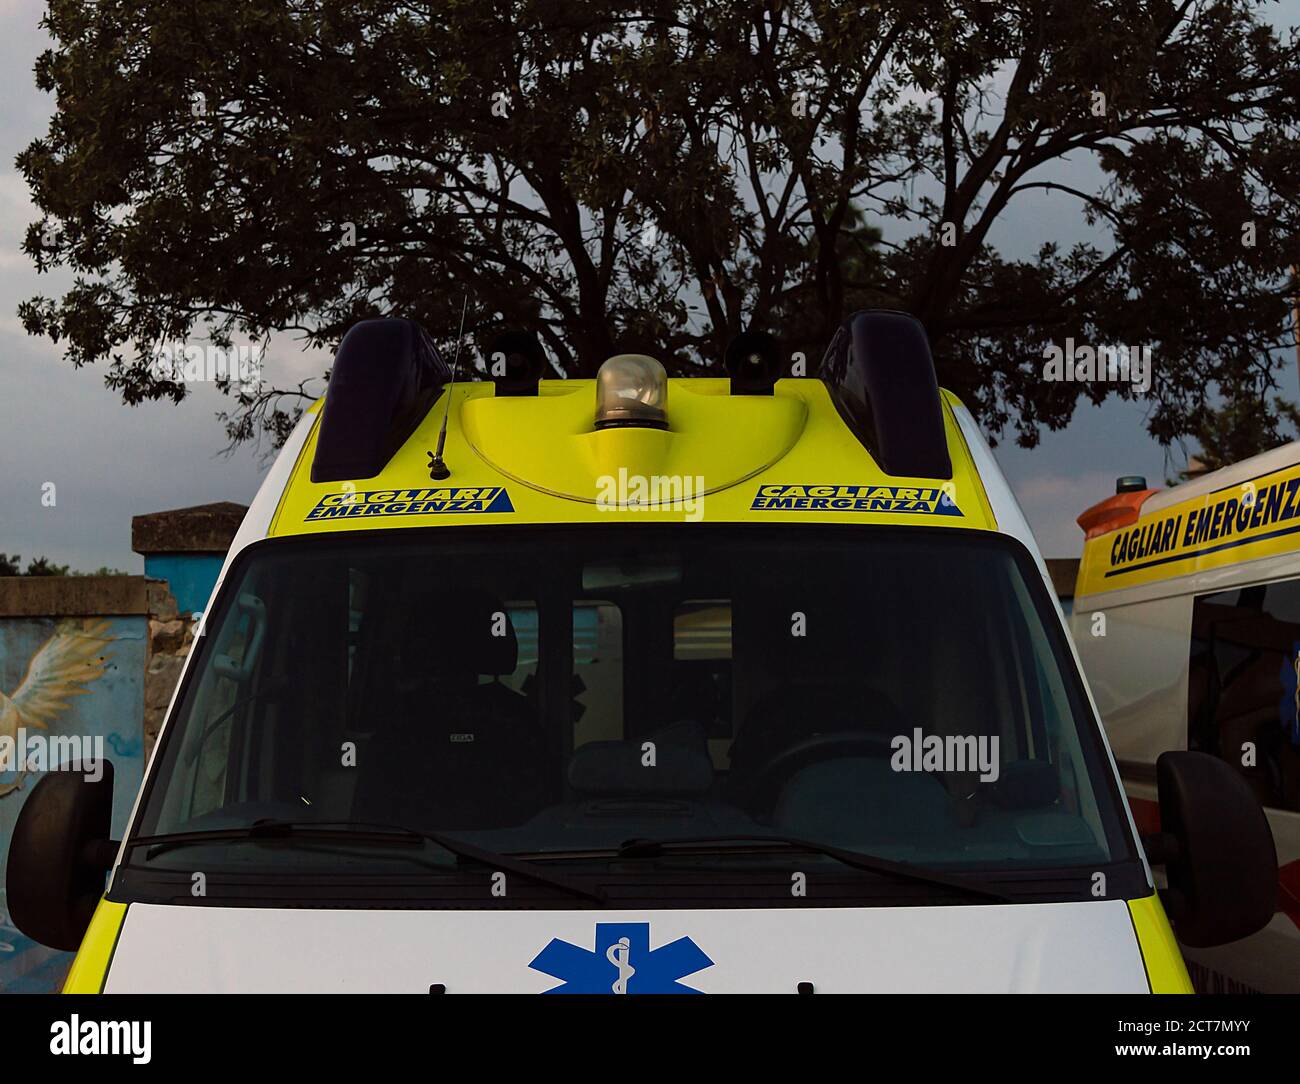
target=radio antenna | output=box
[428,294,469,481]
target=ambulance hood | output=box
[102,899,1150,993]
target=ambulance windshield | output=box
[127,526,1141,906]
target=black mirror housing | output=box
[6,761,116,951]
[1155,751,1276,948]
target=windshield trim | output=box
[115,522,1143,903]
[107,856,1153,909]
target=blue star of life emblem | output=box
[528,922,714,994]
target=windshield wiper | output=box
[130,820,426,859]
[615,834,1011,903]
[127,819,607,904]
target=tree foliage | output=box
[0,554,72,576]
[18,0,1300,452]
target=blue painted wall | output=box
[144,554,224,615]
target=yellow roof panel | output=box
[269,379,997,536]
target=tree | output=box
[18,0,1300,452]
[1186,395,1300,473]
[24,556,71,577]
[0,554,72,576]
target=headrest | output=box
[649,719,709,752]
[405,589,518,677]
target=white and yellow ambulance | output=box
[6,311,1274,992]
[1071,447,1300,992]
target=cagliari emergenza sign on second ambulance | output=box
[1080,459,1300,596]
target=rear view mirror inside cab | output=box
[582,554,682,592]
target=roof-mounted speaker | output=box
[819,310,952,479]
[724,329,781,395]
[310,318,451,484]
[485,330,547,396]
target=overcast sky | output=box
[2,0,1297,571]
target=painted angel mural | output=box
[0,620,113,797]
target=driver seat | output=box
[353,590,546,830]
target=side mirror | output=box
[1148,751,1276,948]
[6,761,118,951]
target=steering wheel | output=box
[738,731,897,817]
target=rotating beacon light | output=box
[594,354,669,430]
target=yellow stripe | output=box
[1127,894,1193,993]
[1078,459,1300,599]
[61,899,127,993]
